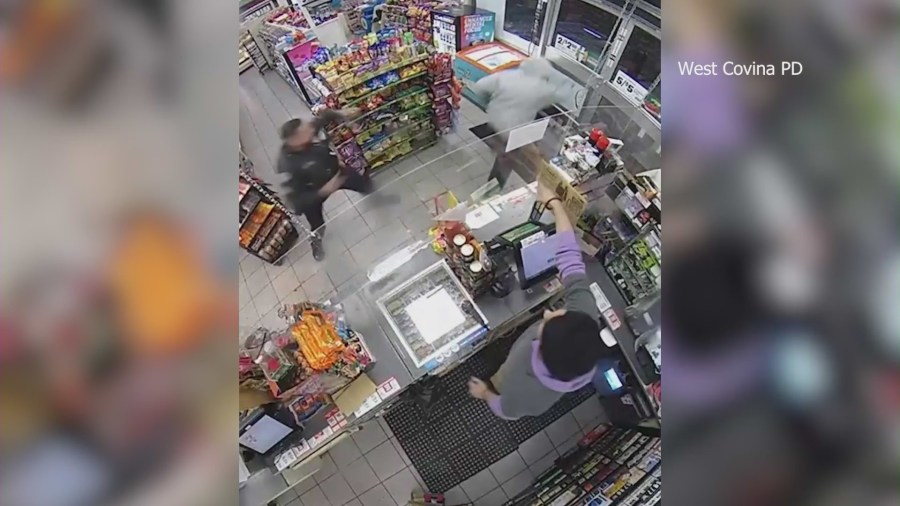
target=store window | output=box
[503,0,546,44]
[551,0,620,69]
[634,8,661,29]
[611,25,660,91]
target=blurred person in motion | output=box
[468,58,576,187]
[278,108,367,261]
[467,183,608,419]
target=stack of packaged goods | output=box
[239,301,374,420]
[312,29,458,172]
[239,171,299,263]
[443,229,493,297]
[428,53,461,134]
[266,6,310,31]
[381,0,440,43]
[258,7,310,60]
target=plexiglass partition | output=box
[239,104,660,340]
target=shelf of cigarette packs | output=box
[604,174,660,305]
[506,425,661,506]
[239,302,375,425]
[381,0,440,43]
[314,35,459,172]
[240,169,300,264]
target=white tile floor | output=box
[270,400,605,506]
[240,69,607,506]
[239,67,501,335]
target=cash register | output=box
[486,216,562,292]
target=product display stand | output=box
[603,172,660,305]
[310,31,459,174]
[258,7,322,104]
[241,29,269,73]
[380,0,440,43]
[239,153,309,264]
[505,425,661,506]
[240,0,277,74]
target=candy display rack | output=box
[311,30,460,173]
[239,158,305,264]
[380,0,440,43]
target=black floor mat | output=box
[384,335,596,493]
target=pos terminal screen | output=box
[519,232,559,281]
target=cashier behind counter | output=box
[467,184,613,420]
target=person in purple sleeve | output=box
[467,183,608,419]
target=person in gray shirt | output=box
[468,58,577,187]
[467,184,609,419]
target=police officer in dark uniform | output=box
[277,108,367,261]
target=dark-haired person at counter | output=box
[467,183,608,419]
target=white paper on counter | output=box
[465,205,500,229]
[239,414,292,454]
[405,288,465,343]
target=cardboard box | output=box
[332,374,377,416]
[537,161,586,221]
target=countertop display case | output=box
[375,261,488,371]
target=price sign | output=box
[611,70,649,106]
[554,34,587,63]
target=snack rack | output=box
[311,32,460,174]
[240,29,269,73]
[239,155,307,265]
[380,0,439,43]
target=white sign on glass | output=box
[505,117,550,153]
[611,70,649,107]
[554,34,587,63]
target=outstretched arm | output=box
[468,73,500,106]
[537,183,584,280]
[311,107,362,134]
[469,377,516,420]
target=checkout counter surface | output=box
[265,185,652,463]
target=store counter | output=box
[255,186,654,503]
